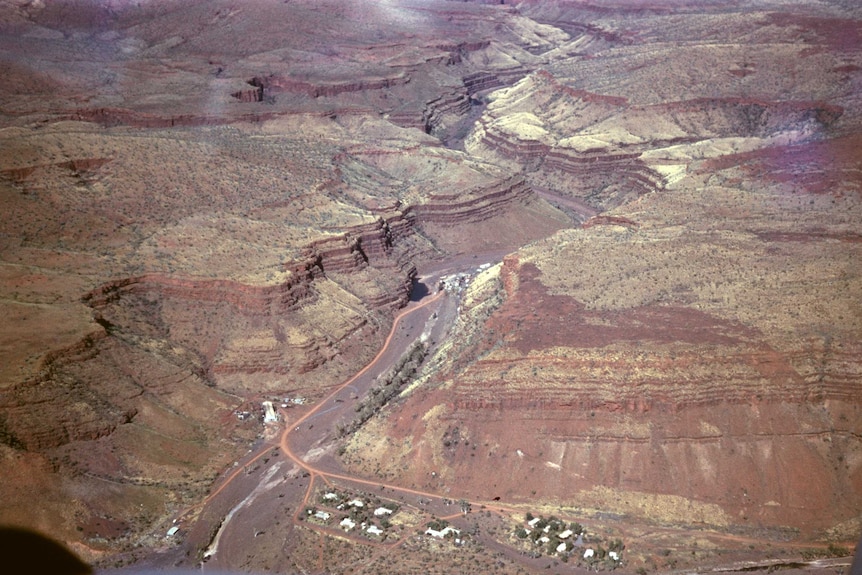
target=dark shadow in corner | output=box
[409,278,430,302]
[0,526,91,574]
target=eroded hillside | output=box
[0,0,568,562]
[1,0,860,572]
[341,0,862,565]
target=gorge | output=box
[0,1,860,573]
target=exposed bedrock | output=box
[425,400,861,533]
[65,106,285,129]
[231,78,265,103]
[463,68,530,97]
[247,42,494,101]
[465,69,845,210]
[408,174,536,225]
[8,172,551,443]
[0,126,560,452]
[0,331,131,452]
[247,74,412,100]
[82,220,419,392]
[346,201,862,536]
[0,329,226,454]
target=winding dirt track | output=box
[178,290,444,523]
[184,258,852,573]
[279,288,445,470]
[269,283,850,569]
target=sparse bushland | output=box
[337,341,428,437]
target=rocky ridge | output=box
[0,0,860,570]
[341,0,862,556]
[0,0,571,559]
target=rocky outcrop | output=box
[581,214,640,229]
[249,74,411,99]
[84,266,320,318]
[1,212,421,453]
[409,174,535,225]
[420,90,472,134]
[64,106,284,129]
[348,242,862,535]
[474,120,665,208]
[462,67,529,96]
[0,331,130,452]
[1,157,112,185]
[231,78,265,103]
[435,40,493,64]
[648,97,843,139]
[543,150,665,207]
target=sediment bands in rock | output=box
[346,104,862,537]
[408,174,535,224]
[465,68,846,210]
[4,158,556,448]
[2,0,861,568]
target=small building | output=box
[340,517,356,531]
[374,506,393,516]
[323,492,339,501]
[609,551,620,561]
[313,511,331,522]
[584,548,595,559]
[425,526,460,539]
[559,529,573,539]
[366,525,384,536]
[538,536,550,544]
[166,526,179,537]
[556,542,567,554]
[527,517,541,528]
[262,401,278,423]
[347,499,364,508]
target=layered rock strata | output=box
[341,0,862,548]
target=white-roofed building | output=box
[340,517,356,531]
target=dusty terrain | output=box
[0,0,860,574]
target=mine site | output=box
[0,0,860,574]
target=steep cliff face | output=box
[0,106,564,447]
[345,129,862,538]
[3,0,861,568]
[0,94,567,562]
[465,69,846,212]
[80,220,422,396]
[340,1,862,542]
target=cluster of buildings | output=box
[233,396,307,423]
[305,490,398,540]
[519,514,623,564]
[439,272,471,294]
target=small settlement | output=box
[515,514,624,567]
[304,489,399,541]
